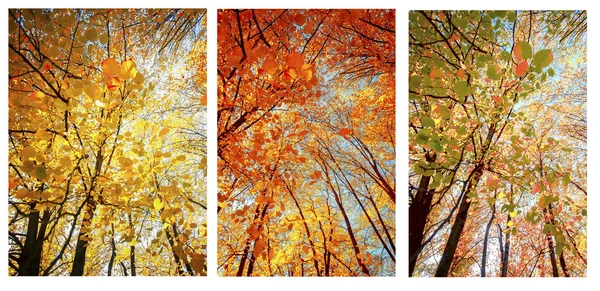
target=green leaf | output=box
[415,129,431,145]
[540,195,552,209]
[428,138,443,152]
[410,75,421,90]
[437,105,451,119]
[582,208,587,216]
[486,64,501,80]
[533,49,553,69]
[562,173,571,186]
[548,68,555,77]
[34,166,47,180]
[454,80,471,98]
[507,11,516,22]
[456,126,467,135]
[409,93,422,101]
[421,116,435,128]
[542,223,555,234]
[515,41,532,60]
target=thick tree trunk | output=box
[70,199,97,276]
[30,210,51,275]
[435,162,484,277]
[409,173,433,276]
[17,203,40,276]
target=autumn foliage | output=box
[218,9,395,276]
[409,11,586,277]
[8,9,207,276]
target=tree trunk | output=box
[70,198,97,276]
[500,214,511,277]
[480,195,496,277]
[409,173,433,276]
[434,162,484,277]
[130,245,136,276]
[30,210,51,275]
[17,203,40,276]
[107,224,116,276]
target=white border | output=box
[1,1,596,291]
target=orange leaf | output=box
[107,76,121,91]
[429,68,443,79]
[493,96,502,104]
[262,55,277,75]
[339,128,351,140]
[286,52,304,70]
[159,128,170,137]
[515,61,528,77]
[200,94,207,106]
[294,14,306,26]
[9,180,19,190]
[253,238,266,257]
[301,245,309,254]
[310,170,322,179]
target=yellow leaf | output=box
[21,146,37,160]
[119,60,137,79]
[59,156,72,168]
[20,160,35,174]
[251,181,264,193]
[507,221,514,227]
[85,29,98,42]
[134,72,145,84]
[84,84,101,99]
[154,198,164,211]
[509,211,517,218]
[498,192,505,199]
[101,57,120,78]
[159,128,170,137]
[99,33,108,45]
[29,91,45,105]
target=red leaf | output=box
[515,61,528,77]
[532,182,541,194]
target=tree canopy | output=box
[217,9,395,276]
[409,10,586,277]
[8,8,207,276]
